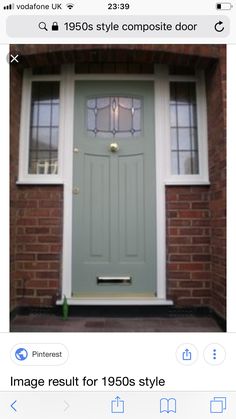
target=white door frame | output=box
[59,64,173,305]
[18,64,209,306]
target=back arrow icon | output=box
[11,400,17,412]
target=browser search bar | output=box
[6,15,230,37]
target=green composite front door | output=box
[72,81,156,297]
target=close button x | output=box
[10,54,19,63]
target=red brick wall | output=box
[166,50,226,319]
[13,186,63,308]
[166,186,211,307]
[10,66,22,310]
[12,44,221,63]
[206,48,226,319]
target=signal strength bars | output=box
[3,3,14,9]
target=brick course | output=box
[206,46,226,319]
[166,186,211,307]
[10,44,226,320]
[11,186,63,308]
[10,66,22,311]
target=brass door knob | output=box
[109,142,119,152]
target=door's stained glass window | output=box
[170,82,199,175]
[28,81,60,174]
[87,96,142,138]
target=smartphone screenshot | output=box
[0,0,235,417]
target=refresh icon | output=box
[214,20,225,32]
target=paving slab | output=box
[10,314,223,332]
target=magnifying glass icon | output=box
[38,22,48,31]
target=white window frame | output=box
[164,69,209,185]
[17,68,65,184]
[17,64,209,306]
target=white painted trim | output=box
[16,180,64,185]
[56,298,173,306]
[18,65,209,306]
[18,71,64,184]
[154,64,170,300]
[196,69,209,183]
[18,69,32,182]
[165,180,210,185]
[61,65,75,300]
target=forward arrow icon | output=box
[64,400,70,412]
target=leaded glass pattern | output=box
[28,81,60,174]
[87,96,142,138]
[170,82,199,175]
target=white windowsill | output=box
[165,179,210,186]
[16,178,64,185]
[56,298,174,306]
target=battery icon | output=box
[216,2,233,9]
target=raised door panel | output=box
[83,154,110,262]
[118,155,145,262]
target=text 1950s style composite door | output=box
[72,81,156,298]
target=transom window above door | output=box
[86,96,142,138]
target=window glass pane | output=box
[133,109,141,130]
[118,107,132,131]
[52,104,59,126]
[170,105,177,126]
[87,109,96,131]
[37,127,51,148]
[170,82,196,104]
[97,97,110,109]
[87,98,96,108]
[133,98,141,108]
[171,128,178,150]
[97,106,110,132]
[51,128,59,149]
[192,151,199,173]
[177,105,190,127]
[38,104,51,126]
[178,128,192,150]
[179,151,192,174]
[170,82,199,175]
[86,96,142,138]
[31,104,38,126]
[190,104,197,126]
[171,151,178,175]
[30,128,38,148]
[28,81,60,174]
[191,128,198,150]
[119,97,132,108]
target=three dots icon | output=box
[204,344,225,365]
